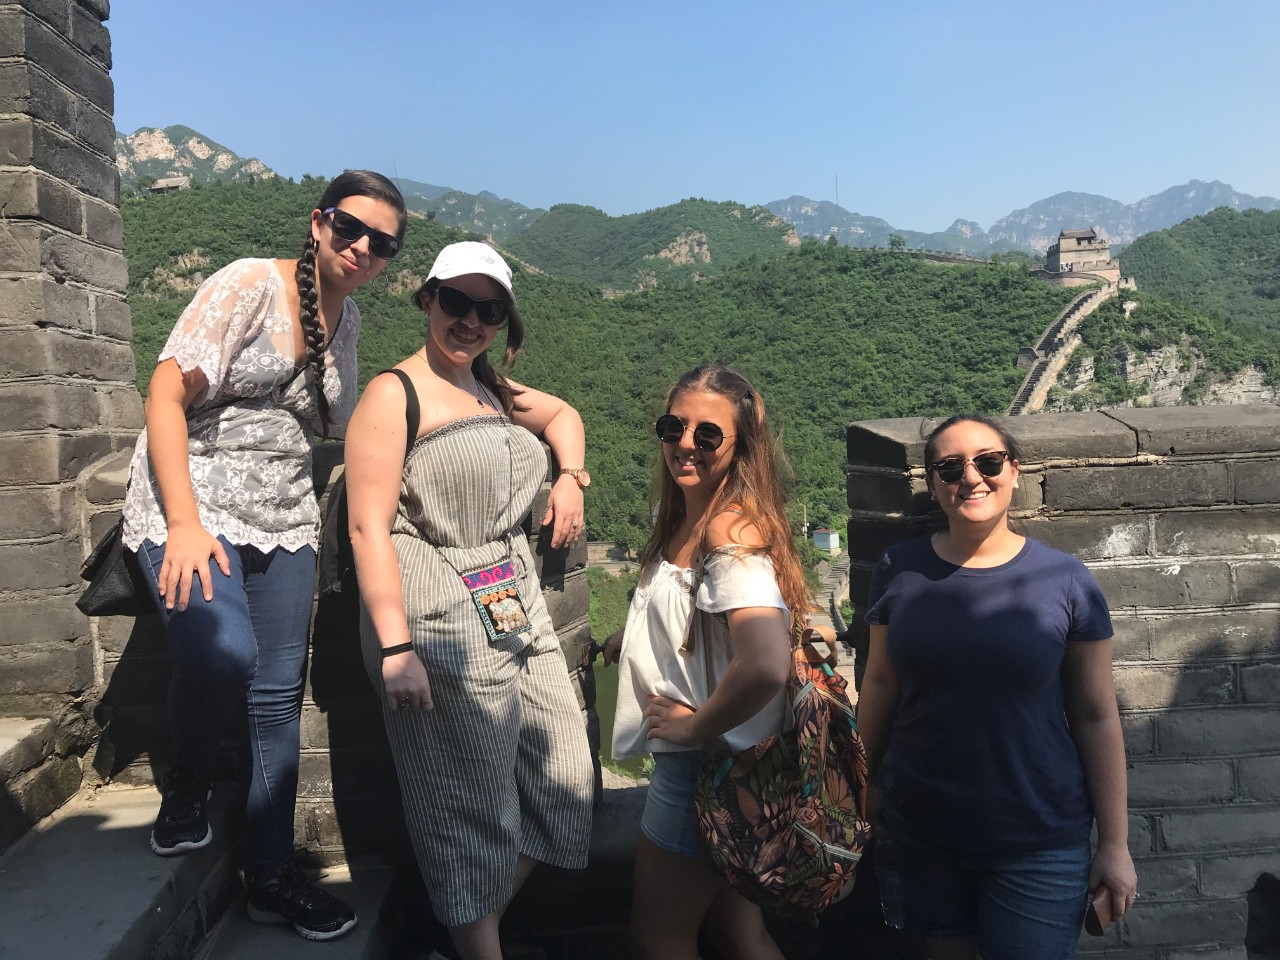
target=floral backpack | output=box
[692,622,872,924]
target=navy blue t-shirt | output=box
[866,535,1112,853]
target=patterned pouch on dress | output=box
[458,559,533,645]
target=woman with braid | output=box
[121,171,406,942]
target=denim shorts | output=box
[640,750,704,859]
[876,824,1090,960]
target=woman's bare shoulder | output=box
[706,509,764,550]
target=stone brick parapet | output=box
[0,0,139,734]
[846,404,1280,956]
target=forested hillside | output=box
[1119,207,1280,334]
[123,180,1083,548]
[503,199,799,290]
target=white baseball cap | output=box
[426,241,514,297]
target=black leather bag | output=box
[76,518,152,617]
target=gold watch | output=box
[559,467,591,489]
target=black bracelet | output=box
[380,642,414,659]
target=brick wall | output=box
[846,405,1280,957]
[0,0,140,725]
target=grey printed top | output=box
[122,258,361,553]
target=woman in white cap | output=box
[344,241,594,960]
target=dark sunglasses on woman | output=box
[928,451,1010,484]
[435,285,510,327]
[655,414,734,452]
[323,207,401,260]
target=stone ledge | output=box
[0,783,242,960]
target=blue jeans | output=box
[640,750,704,859]
[876,824,1090,960]
[138,537,316,884]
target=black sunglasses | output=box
[928,451,1010,484]
[323,207,400,260]
[655,414,734,452]
[434,285,510,327]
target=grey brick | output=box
[0,11,113,114]
[1112,616,1152,660]
[0,639,92,694]
[0,432,111,484]
[846,515,934,564]
[1232,459,1279,506]
[1120,896,1246,946]
[1013,514,1152,561]
[0,115,116,202]
[68,2,109,67]
[1126,855,1198,898]
[846,417,933,470]
[0,219,45,272]
[542,568,589,630]
[845,469,924,515]
[1149,610,1280,661]
[1123,714,1156,756]
[557,617,592,672]
[1238,756,1280,801]
[1115,664,1234,710]
[1162,805,1280,853]
[1200,850,1280,896]
[1158,706,1280,756]
[1241,664,1280,704]
[1045,462,1231,511]
[82,196,122,247]
[0,485,75,539]
[1127,760,1234,806]
[1154,508,1280,558]
[9,0,71,32]
[0,274,92,330]
[1092,562,1232,609]
[530,527,587,581]
[0,328,135,380]
[0,596,86,646]
[81,449,129,502]
[0,381,94,430]
[1235,561,1280,604]
[1130,812,1155,856]
[1165,945,1248,960]
[0,537,81,590]
[1106,404,1280,456]
[42,231,127,290]
[77,0,110,20]
[92,291,131,339]
[0,717,53,779]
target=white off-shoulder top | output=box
[612,546,790,759]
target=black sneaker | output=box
[246,859,358,942]
[150,768,212,856]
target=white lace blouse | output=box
[122,258,361,554]
[612,547,790,760]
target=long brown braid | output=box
[294,235,328,434]
[295,171,407,437]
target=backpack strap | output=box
[375,368,421,458]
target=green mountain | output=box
[1118,207,1280,334]
[116,125,275,193]
[394,180,548,244]
[503,199,801,291]
[122,180,1276,550]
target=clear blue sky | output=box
[110,0,1278,232]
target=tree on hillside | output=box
[889,233,906,251]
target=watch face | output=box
[578,469,591,488]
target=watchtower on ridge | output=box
[1044,227,1121,284]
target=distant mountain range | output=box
[116,125,1278,267]
[116,126,275,190]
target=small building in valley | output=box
[149,175,191,194]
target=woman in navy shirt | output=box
[857,414,1137,959]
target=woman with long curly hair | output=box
[604,363,808,960]
[123,170,406,942]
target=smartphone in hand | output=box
[1084,887,1112,936]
